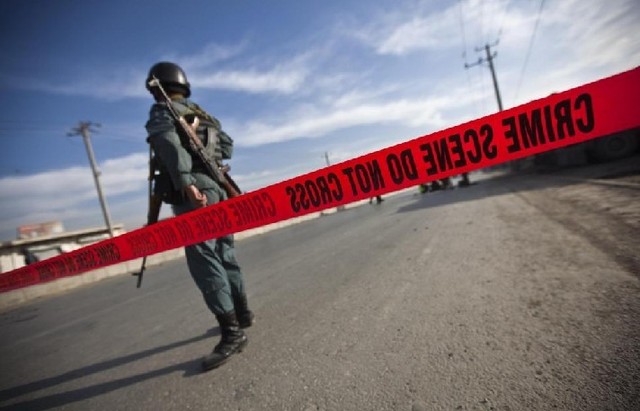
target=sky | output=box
[0,0,638,241]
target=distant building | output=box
[1,224,124,273]
[17,221,65,239]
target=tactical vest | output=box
[173,100,234,166]
[151,100,234,204]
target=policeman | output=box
[145,62,254,371]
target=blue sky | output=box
[0,0,638,241]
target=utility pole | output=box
[465,41,504,112]
[68,122,115,237]
[464,41,506,173]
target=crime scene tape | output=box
[1,67,639,292]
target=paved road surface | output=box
[1,155,639,411]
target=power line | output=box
[458,0,482,116]
[514,0,546,101]
[457,0,469,61]
[495,0,514,43]
[0,126,68,135]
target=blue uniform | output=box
[146,97,247,316]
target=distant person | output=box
[458,173,471,187]
[144,62,254,372]
[430,177,452,191]
[369,195,384,204]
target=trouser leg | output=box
[219,235,245,298]
[184,238,234,315]
[219,235,254,328]
[174,191,252,323]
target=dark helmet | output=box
[146,62,191,97]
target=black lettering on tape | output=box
[354,164,371,193]
[503,95,594,153]
[228,202,241,225]
[36,262,55,281]
[262,192,277,216]
[420,124,496,175]
[249,195,265,220]
[232,195,272,228]
[481,124,497,159]
[193,212,220,238]
[575,93,595,133]
[449,134,466,168]
[544,105,557,142]
[518,109,546,149]
[305,179,321,207]
[387,149,418,183]
[327,173,343,201]
[53,259,67,277]
[95,243,121,265]
[297,183,309,210]
[314,176,332,204]
[212,207,232,230]
[233,194,274,226]
[342,160,385,196]
[126,232,159,258]
[503,116,520,153]
[285,173,344,213]
[342,167,358,196]
[419,142,437,176]
[63,254,78,274]
[433,138,453,172]
[554,99,574,139]
[463,129,482,163]
[75,248,98,271]
[175,220,194,243]
[153,225,180,248]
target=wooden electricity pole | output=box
[68,121,115,237]
[465,41,504,112]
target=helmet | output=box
[146,62,191,97]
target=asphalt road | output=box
[1,155,639,411]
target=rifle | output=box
[132,147,163,288]
[147,76,242,198]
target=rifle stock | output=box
[147,193,163,225]
[133,150,164,288]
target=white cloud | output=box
[499,0,640,105]
[235,165,309,190]
[194,66,307,94]
[5,39,310,99]
[346,0,511,56]
[237,99,429,146]
[0,153,148,239]
[235,82,484,147]
[376,11,459,55]
[169,41,249,69]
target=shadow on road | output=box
[0,328,218,411]
[395,155,640,215]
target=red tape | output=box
[2,67,639,292]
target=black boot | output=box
[233,295,255,329]
[459,173,471,187]
[201,311,248,371]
